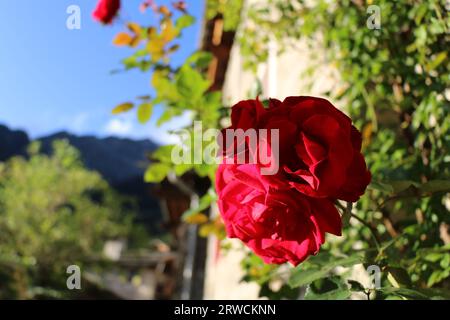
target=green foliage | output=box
[237,0,450,299]
[0,141,145,299]
[288,254,364,288]
[114,7,222,202]
[206,0,244,31]
[137,102,153,124]
[182,189,217,221]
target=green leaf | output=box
[175,64,210,101]
[385,267,412,287]
[161,20,179,42]
[156,108,180,126]
[121,56,138,69]
[288,268,330,288]
[151,145,174,163]
[144,163,171,183]
[377,287,429,300]
[416,288,450,300]
[152,71,181,102]
[425,52,447,71]
[182,190,217,220]
[348,280,365,292]
[368,181,394,193]
[304,287,351,300]
[137,103,153,124]
[186,51,213,68]
[328,255,364,268]
[414,4,428,25]
[419,180,450,194]
[174,163,193,176]
[288,254,364,288]
[112,102,134,114]
[427,270,449,287]
[175,15,196,30]
[388,180,419,194]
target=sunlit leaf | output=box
[419,180,450,194]
[425,52,447,71]
[127,22,142,35]
[113,32,133,46]
[158,5,172,17]
[377,287,429,300]
[156,109,178,126]
[137,103,153,124]
[174,163,193,176]
[175,64,210,100]
[147,36,166,62]
[288,254,363,288]
[161,20,179,42]
[175,15,196,29]
[184,213,208,224]
[182,191,217,221]
[187,51,213,68]
[304,288,351,300]
[288,268,330,288]
[111,102,134,114]
[144,163,171,183]
[151,145,174,163]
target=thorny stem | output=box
[340,201,353,225]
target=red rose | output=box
[216,164,342,266]
[230,98,266,130]
[225,96,371,202]
[92,0,121,24]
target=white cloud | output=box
[104,117,133,136]
[102,110,194,145]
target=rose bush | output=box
[92,0,121,24]
[216,163,342,266]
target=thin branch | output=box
[350,213,381,251]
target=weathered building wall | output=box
[203,0,352,300]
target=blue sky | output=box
[0,0,204,144]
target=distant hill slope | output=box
[0,124,29,161]
[0,124,163,234]
[38,131,158,185]
[37,132,162,234]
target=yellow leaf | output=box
[113,32,133,46]
[167,44,180,53]
[137,103,153,124]
[127,22,142,36]
[161,20,179,42]
[147,27,157,40]
[129,36,141,48]
[112,102,134,114]
[151,70,167,87]
[199,223,214,237]
[362,122,373,150]
[425,52,447,72]
[185,213,209,224]
[147,37,165,62]
[158,5,172,17]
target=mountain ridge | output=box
[0,124,163,233]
